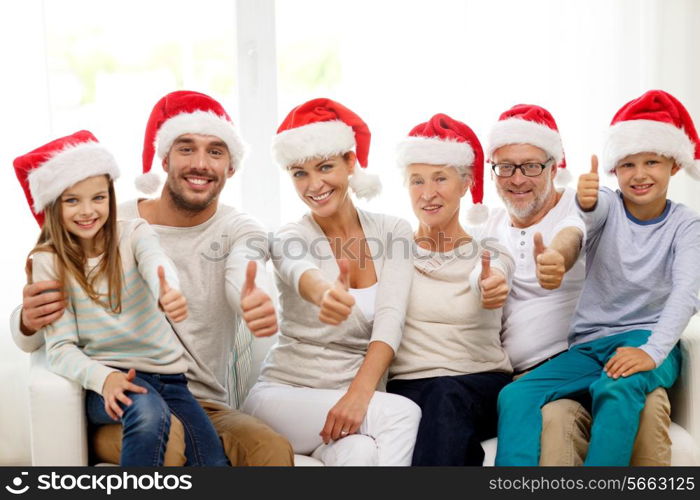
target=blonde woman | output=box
[243,98,421,465]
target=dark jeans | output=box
[86,370,228,466]
[387,372,511,466]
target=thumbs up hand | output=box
[577,155,600,211]
[318,259,356,325]
[533,232,566,290]
[241,261,279,337]
[479,250,509,310]
[158,265,188,322]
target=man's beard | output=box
[166,177,220,214]
[499,180,552,221]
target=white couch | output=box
[8,317,700,466]
[0,335,31,466]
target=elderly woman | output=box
[386,114,515,466]
[242,98,421,465]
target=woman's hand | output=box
[318,259,355,325]
[319,387,372,444]
[101,368,147,421]
[479,251,509,309]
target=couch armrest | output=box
[669,316,700,449]
[28,347,88,466]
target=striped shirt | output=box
[33,218,187,394]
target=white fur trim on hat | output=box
[272,120,355,167]
[156,110,246,170]
[396,136,475,170]
[602,119,697,174]
[349,166,382,200]
[488,118,564,166]
[28,142,120,213]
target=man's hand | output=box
[479,250,509,309]
[20,257,66,334]
[241,261,278,337]
[318,259,355,325]
[102,368,148,421]
[533,232,566,290]
[158,266,188,323]
[604,347,656,379]
[577,155,599,211]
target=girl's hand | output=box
[102,368,147,421]
[158,266,188,322]
[319,387,372,444]
[604,347,656,379]
[479,251,509,309]
[318,259,355,325]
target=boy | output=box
[495,89,700,466]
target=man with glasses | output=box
[473,104,671,466]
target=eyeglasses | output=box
[491,158,553,178]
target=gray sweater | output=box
[259,209,414,389]
[571,187,700,365]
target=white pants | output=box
[242,381,421,466]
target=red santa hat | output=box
[13,130,120,227]
[272,98,381,200]
[396,113,488,225]
[602,89,700,179]
[487,104,570,186]
[138,90,246,194]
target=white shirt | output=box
[349,283,378,323]
[471,188,586,372]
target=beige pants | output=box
[538,388,671,466]
[91,399,294,466]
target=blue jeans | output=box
[387,372,511,465]
[86,371,229,466]
[496,330,681,466]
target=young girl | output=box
[14,130,228,466]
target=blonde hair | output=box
[29,177,123,313]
